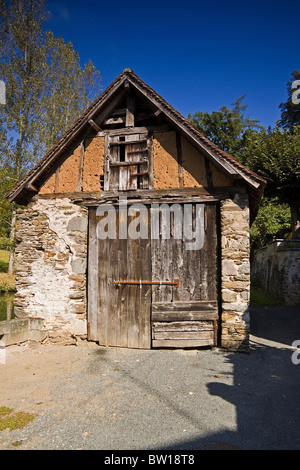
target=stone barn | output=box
[7,69,265,351]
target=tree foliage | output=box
[189,80,300,243]
[250,198,291,250]
[0,0,102,249]
[35,30,102,157]
[0,0,49,181]
[188,95,261,158]
[241,126,300,202]
[0,0,102,175]
[241,126,300,237]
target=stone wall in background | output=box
[14,198,88,338]
[220,194,250,351]
[251,240,300,306]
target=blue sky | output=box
[47,0,299,128]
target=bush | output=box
[250,198,291,250]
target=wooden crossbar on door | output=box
[114,279,179,288]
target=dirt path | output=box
[0,307,300,450]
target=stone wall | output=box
[14,198,88,337]
[251,240,300,306]
[220,194,250,351]
[14,193,252,350]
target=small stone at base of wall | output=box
[221,335,250,353]
[42,330,88,346]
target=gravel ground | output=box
[0,306,299,451]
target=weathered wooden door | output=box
[88,205,151,348]
[88,202,218,349]
[151,202,219,348]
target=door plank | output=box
[117,208,129,346]
[126,209,141,348]
[97,218,110,346]
[137,207,151,348]
[87,208,98,341]
[151,202,219,348]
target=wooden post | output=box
[77,140,85,192]
[176,132,183,188]
[55,167,60,193]
[205,157,213,188]
[126,94,135,127]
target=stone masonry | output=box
[14,194,251,350]
[14,198,88,338]
[220,194,251,351]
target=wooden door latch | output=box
[114,279,179,288]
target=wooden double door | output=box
[88,201,219,349]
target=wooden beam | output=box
[154,109,163,118]
[110,160,146,167]
[109,138,147,146]
[55,167,60,193]
[176,132,183,188]
[97,124,172,137]
[103,112,158,126]
[88,119,102,132]
[96,88,128,127]
[25,183,38,193]
[104,116,125,125]
[77,140,85,192]
[147,133,154,189]
[82,196,218,206]
[126,94,135,127]
[205,157,213,188]
[152,339,214,348]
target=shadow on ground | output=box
[158,306,300,450]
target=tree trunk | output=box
[291,204,300,239]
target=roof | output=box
[7,68,265,218]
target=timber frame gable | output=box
[7,68,265,221]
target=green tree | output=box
[242,126,300,238]
[250,198,291,250]
[0,0,102,271]
[279,70,300,130]
[0,0,48,181]
[36,31,101,156]
[188,95,261,158]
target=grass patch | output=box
[0,273,15,292]
[250,286,281,307]
[0,406,36,432]
[0,250,15,292]
[0,250,9,273]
